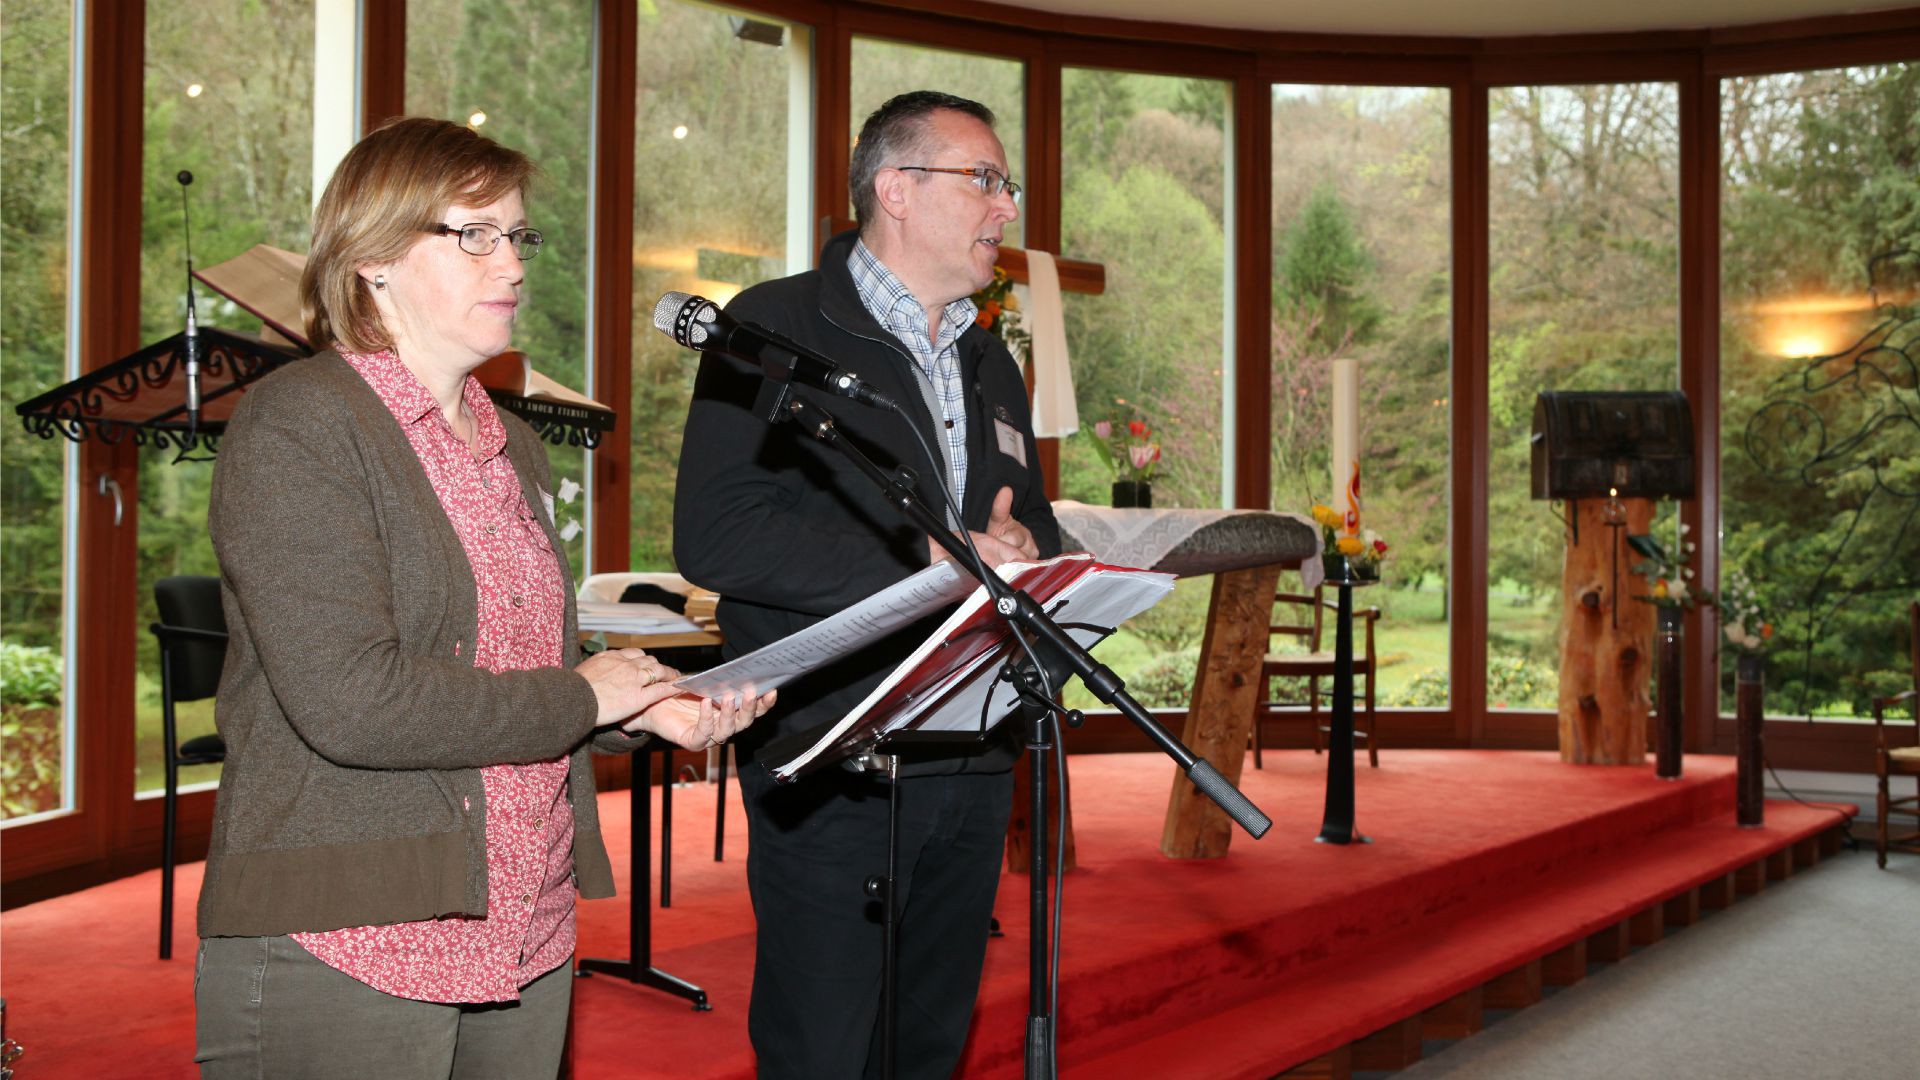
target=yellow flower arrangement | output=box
[1310,503,1388,572]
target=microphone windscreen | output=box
[652,290,719,349]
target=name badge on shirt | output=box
[994,417,1028,469]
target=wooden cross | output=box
[821,217,1106,295]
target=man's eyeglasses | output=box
[430,222,545,261]
[894,166,1022,205]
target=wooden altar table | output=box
[1011,505,1318,867]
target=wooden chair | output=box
[1253,588,1380,769]
[1872,600,1919,868]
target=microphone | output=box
[652,291,898,412]
[177,170,202,435]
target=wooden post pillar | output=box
[1558,497,1654,764]
[1163,562,1282,858]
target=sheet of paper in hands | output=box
[673,557,985,700]
[681,553,1174,783]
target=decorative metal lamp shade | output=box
[1530,390,1696,501]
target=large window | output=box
[133,0,317,796]
[630,2,811,570]
[1486,83,1680,710]
[1270,84,1452,708]
[1719,63,1919,719]
[849,37,1025,248]
[1,0,74,823]
[1059,68,1232,709]
[408,0,595,572]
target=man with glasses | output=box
[675,90,1059,1078]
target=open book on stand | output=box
[473,350,617,436]
[675,552,1175,782]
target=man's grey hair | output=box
[849,91,997,229]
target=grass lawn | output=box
[1064,574,1564,711]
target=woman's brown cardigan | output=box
[198,352,645,938]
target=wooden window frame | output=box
[8,0,1916,903]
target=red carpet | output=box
[0,751,1850,1078]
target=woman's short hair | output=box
[303,117,534,354]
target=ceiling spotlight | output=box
[672,125,689,140]
[469,111,487,127]
[186,83,204,98]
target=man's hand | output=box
[928,486,1040,570]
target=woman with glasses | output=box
[193,116,770,1078]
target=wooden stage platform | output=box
[0,751,1854,1079]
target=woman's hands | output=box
[622,688,775,750]
[576,647,775,750]
[578,648,684,727]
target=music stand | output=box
[576,741,709,1009]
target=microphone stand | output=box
[767,387,1272,1079]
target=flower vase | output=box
[1735,653,1765,827]
[1654,605,1684,779]
[1111,480,1152,508]
[1320,552,1378,587]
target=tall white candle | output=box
[1330,358,1360,535]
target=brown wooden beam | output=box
[588,0,637,576]
[1451,81,1490,743]
[361,0,405,130]
[1234,64,1273,511]
[1679,57,1723,754]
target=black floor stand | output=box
[1316,559,1370,846]
[576,742,710,1010]
[714,742,730,861]
[853,750,904,1080]
[1019,680,1059,1080]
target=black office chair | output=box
[151,575,228,960]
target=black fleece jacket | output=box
[673,230,1061,776]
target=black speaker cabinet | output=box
[1530,390,1695,500]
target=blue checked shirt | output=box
[847,240,977,516]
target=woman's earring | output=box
[374,274,387,290]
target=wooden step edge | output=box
[1627,902,1666,947]
[1663,885,1702,927]
[1351,1015,1423,1071]
[1277,1044,1351,1079]
[1587,919,1632,963]
[1420,985,1486,1040]
[1484,958,1544,1009]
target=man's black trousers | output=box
[737,764,1015,1080]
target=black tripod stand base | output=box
[1313,830,1371,846]
[574,958,711,1011]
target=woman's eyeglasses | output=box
[431,222,545,260]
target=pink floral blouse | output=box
[291,349,575,1003]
